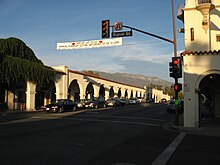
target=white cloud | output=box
[111,44,171,64]
[111,43,184,64]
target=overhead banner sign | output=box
[57,38,122,50]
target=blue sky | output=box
[0,0,184,82]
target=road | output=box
[0,103,220,165]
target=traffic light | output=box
[174,83,182,92]
[169,57,182,78]
[101,20,110,38]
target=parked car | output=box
[84,97,107,109]
[160,98,167,103]
[77,99,88,108]
[146,98,155,103]
[167,99,184,113]
[120,98,130,106]
[45,99,77,113]
[106,97,121,107]
[129,98,140,104]
[137,97,145,103]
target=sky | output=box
[0,0,185,82]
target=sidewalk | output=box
[170,113,220,137]
[0,109,43,115]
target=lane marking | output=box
[29,116,161,127]
[0,115,160,127]
[77,114,166,122]
[152,132,186,165]
[64,117,160,127]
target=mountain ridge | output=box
[92,71,172,89]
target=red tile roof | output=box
[68,69,145,90]
[181,50,220,56]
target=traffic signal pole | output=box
[172,0,177,58]
[103,0,180,124]
[172,0,179,125]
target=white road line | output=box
[32,115,161,127]
[78,114,166,122]
[64,117,160,127]
[152,132,186,165]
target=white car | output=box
[129,98,139,104]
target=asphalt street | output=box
[0,103,220,165]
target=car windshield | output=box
[79,99,87,102]
[54,99,65,104]
[89,97,98,101]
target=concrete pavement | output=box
[1,108,220,137]
[170,113,220,137]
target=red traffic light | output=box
[174,83,182,92]
[169,57,182,78]
[173,59,179,65]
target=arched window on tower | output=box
[198,0,212,4]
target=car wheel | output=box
[58,107,64,113]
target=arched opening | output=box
[99,85,105,98]
[109,87,114,98]
[118,88,121,98]
[1,79,26,110]
[68,80,80,102]
[130,90,133,98]
[35,81,56,109]
[0,83,7,110]
[135,91,138,97]
[124,89,128,98]
[86,82,94,99]
[199,74,220,126]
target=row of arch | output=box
[68,80,143,102]
[0,78,145,110]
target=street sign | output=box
[112,31,133,38]
[57,38,122,50]
[113,22,123,31]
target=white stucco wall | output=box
[183,0,220,127]
[183,54,220,127]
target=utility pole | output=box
[172,0,179,125]
[103,0,180,124]
[172,0,177,58]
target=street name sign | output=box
[57,38,122,50]
[112,31,133,38]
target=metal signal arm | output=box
[122,25,174,44]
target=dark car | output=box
[120,98,130,106]
[84,97,107,109]
[106,97,121,107]
[160,98,167,103]
[45,99,77,113]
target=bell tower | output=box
[182,0,220,51]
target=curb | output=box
[169,123,220,137]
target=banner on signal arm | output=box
[57,38,122,50]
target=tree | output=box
[0,37,56,85]
[164,86,170,95]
